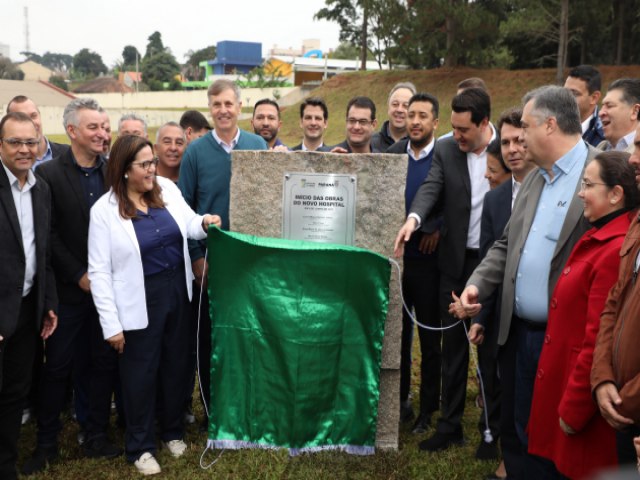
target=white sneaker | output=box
[134,452,161,475]
[163,439,187,458]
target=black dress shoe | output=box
[475,438,499,460]
[418,430,464,452]
[411,413,432,434]
[21,445,58,475]
[83,437,123,459]
[400,400,415,423]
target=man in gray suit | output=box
[394,87,496,452]
[0,112,58,480]
[458,85,595,478]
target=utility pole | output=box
[24,7,30,53]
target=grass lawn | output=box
[17,350,497,479]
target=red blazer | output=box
[528,212,631,480]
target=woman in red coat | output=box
[528,151,640,479]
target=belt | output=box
[514,314,546,331]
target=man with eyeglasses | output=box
[331,96,379,154]
[0,112,58,480]
[372,82,416,152]
[394,87,496,453]
[22,98,121,475]
[6,96,69,169]
[457,86,598,477]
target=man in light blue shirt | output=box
[460,85,595,478]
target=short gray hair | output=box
[522,85,581,135]
[63,98,101,129]
[388,82,417,104]
[155,121,186,143]
[207,79,241,103]
[118,113,148,135]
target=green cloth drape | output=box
[206,228,390,455]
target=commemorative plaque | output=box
[282,172,357,245]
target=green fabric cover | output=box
[206,228,390,454]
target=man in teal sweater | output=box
[178,79,267,422]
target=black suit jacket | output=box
[36,149,108,304]
[291,143,332,152]
[49,140,70,160]
[0,167,57,340]
[409,135,476,280]
[475,179,513,328]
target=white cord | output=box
[388,258,493,443]
[195,247,228,468]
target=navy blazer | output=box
[0,166,57,346]
[36,149,108,304]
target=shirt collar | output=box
[1,158,37,191]
[302,141,323,151]
[467,123,497,159]
[618,129,637,150]
[212,128,240,150]
[406,137,435,161]
[540,139,587,182]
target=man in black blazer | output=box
[330,96,380,153]
[387,93,442,434]
[6,96,69,168]
[0,112,57,480]
[394,88,496,451]
[22,98,120,475]
[291,97,332,152]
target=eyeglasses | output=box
[131,157,159,170]
[346,118,373,127]
[0,138,40,148]
[580,180,609,191]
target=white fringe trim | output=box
[206,439,375,456]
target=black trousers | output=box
[0,292,38,480]
[497,324,525,479]
[35,297,117,446]
[400,256,441,415]
[120,267,190,462]
[435,252,479,435]
[476,306,501,439]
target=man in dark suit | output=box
[22,98,121,475]
[292,97,331,152]
[0,112,58,480]
[387,93,442,434]
[394,87,496,451]
[460,86,596,478]
[6,96,69,168]
[468,108,535,476]
[331,96,380,153]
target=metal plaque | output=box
[282,172,357,245]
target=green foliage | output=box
[48,75,68,91]
[71,48,107,80]
[145,31,165,59]
[237,65,291,88]
[141,50,180,91]
[20,51,72,72]
[0,56,24,80]
[184,46,217,80]
[121,45,141,71]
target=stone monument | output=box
[229,150,408,450]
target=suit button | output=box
[564,266,571,275]
[551,298,557,308]
[17,286,23,292]
[537,369,544,379]
[545,334,550,344]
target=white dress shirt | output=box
[212,128,240,153]
[466,125,496,249]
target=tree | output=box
[41,52,73,73]
[48,74,68,91]
[183,45,217,81]
[72,48,107,79]
[145,31,165,59]
[122,45,141,70]
[0,57,25,80]
[141,50,180,91]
